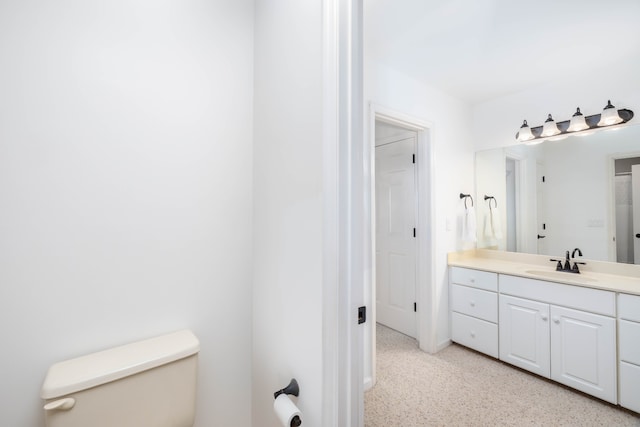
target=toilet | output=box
[41,329,200,427]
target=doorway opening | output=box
[365,105,435,392]
[613,156,640,264]
[505,157,518,252]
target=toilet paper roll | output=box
[273,394,302,427]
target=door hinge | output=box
[413,228,416,238]
[414,302,417,312]
[358,306,366,324]
[412,154,416,164]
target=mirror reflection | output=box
[475,124,640,264]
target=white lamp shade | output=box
[540,114,560,137]
[567,108,589,132]
[598,100,623,126]
[517,120,534,141]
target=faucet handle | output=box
[572,261,586,273]
[549,258,563,271]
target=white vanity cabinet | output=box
[449,267,499,358]
[618,293,640,413]
[499,275,617,403]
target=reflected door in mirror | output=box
[633,164,640,264]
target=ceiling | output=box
[364,0,640,105]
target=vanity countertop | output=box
[448,249,640,295]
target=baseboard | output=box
[435,339,452,353]
[364,376,373,391]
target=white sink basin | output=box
[525,269,597,283]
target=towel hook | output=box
[459,193,474,209]
[484,195,497,208]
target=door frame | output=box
[366,103,436,389]
[322,0,364,425]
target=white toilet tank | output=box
[41,329,200,427]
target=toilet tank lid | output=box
[41,329,200,399]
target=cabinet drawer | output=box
[620,362,640,413]
[499,274,615,316]
[620,320,640,365]
[450,267,497,292]
[451,284,497,323]
[451,312,498,358]
[619,294,640,322]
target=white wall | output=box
[365,61,475,349]
[252,1,324,426]
[0,1,254,426]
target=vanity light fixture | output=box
[540,114,561,137]
[515,100,634,143]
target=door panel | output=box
[632,164,640,264]
[375,137,417,337]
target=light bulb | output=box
[567,107,589,132]
[597,100,623,126]
[517,120,534,141]
[541,114,560,137]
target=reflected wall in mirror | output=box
[475,124,640,264]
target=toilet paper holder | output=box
[274,379,301,427]
[274,378,299,399]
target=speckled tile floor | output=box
[365,324,640,427]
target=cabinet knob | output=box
[541,314,548,321]
[470,331,476,338]
[553,317,560,324]
[469,301,476,307]
[470,278,475,283]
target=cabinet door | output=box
[499,295,550,378]
[620,361,640,413]
[550,305,616,403]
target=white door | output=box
[375,137,417,338]
[550,305,617,403]
[536,162,547,255]
[499,295,550,378]
[632,164,640,264]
